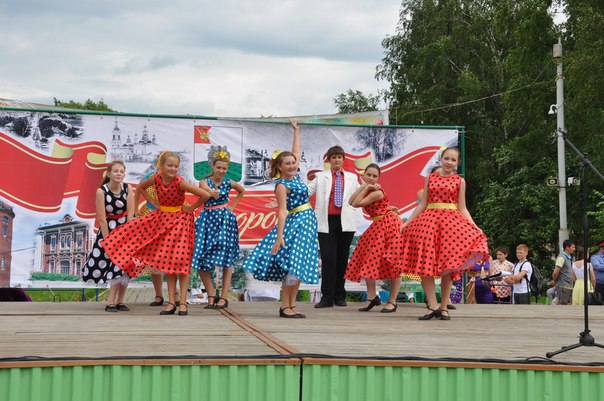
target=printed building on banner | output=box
[36,214,93,277]
[0,201,15,286]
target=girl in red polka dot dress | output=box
[390,147,489,320]
[103,151,211,316]
[345,163,403,313]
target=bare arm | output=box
[135,176,159,210]
[290,119,301,164]
[403,176,429,227]
[271,184,288,255]
[348,182,369,206]
[181,180,212,212]
[352,188,384,208]
[95,188,109,238]
[457,178,478,226]
[229,181,245,211]
[126,184,135,221]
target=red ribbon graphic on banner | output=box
[0,132,107,218]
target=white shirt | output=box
[512,261,533,294]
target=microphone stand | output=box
[546,129,604,358]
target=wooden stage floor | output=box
[2,301,604,366]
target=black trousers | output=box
[318,215,354,302]
[595,282,604,303]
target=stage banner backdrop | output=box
[0,110,459,287]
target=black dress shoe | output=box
[359,296,381,311]
[380,301,398,313]
[440,310,451,320]
[418,307,442,320]
[105,304,118,312]
[334,299,347,307]
[447,304,457,310]
[116,303,130,311]
[314,300,334,308]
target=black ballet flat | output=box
[105,304,118,313]
[418,307,442,320]
[116,303,130,311]
[149,296,164,306]
[204,294,217,309]
[279,307,300,318]
[447,304,457,310]
[358,296,381,312]
[213,297,229,309]
[440,310,451,320]
[380,301,398,313]
[178,304,188,316]
[159,303,177,315]
[290,305,306,318]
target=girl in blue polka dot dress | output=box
[192,148,245,309]
[243,120,319,318]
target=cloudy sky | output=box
[1,0,402,117]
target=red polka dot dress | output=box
[388,172,488,279]
[345,190,403,281]
[102,174,195,278]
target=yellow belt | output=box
[160,205,182,212]
[427,203,457,209]
[288,202,312,215]
[370,211,394,221]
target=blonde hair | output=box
[102,160,126,185]
[157,151,180,173]
[516,244,529,252]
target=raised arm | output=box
[289,119,301,164]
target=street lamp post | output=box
[554,38,569,250]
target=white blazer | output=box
[307,170,360,233]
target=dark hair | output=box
[269,151,296,178]
[102,160,126,185]
[563,239,575,249]
[495,246,509,256]
[326,145,345,160]
[364,163,381,176]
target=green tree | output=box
[333,89,380,114]
[376,0,569,271]
[53,97,116,112]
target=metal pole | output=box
[554,38,569,250]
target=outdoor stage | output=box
[2,302,604,401]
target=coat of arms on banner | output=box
[193,125,243,182]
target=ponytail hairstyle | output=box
[270,150,295,179]
[157,151,180,174]
[101,160,126,185]
[364,163,381,176]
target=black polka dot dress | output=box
[102,174,195,278]
[345,190,403,281]
[387,172,489,279]
[82,183,128,284]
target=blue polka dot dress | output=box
[191,177,240,271]
[243,176,319,284]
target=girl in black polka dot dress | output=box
[82,160,135,312]
[103,152,211,316]
[345,163,403,313]
[388,147,489,320]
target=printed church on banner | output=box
[193,125,243,182]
